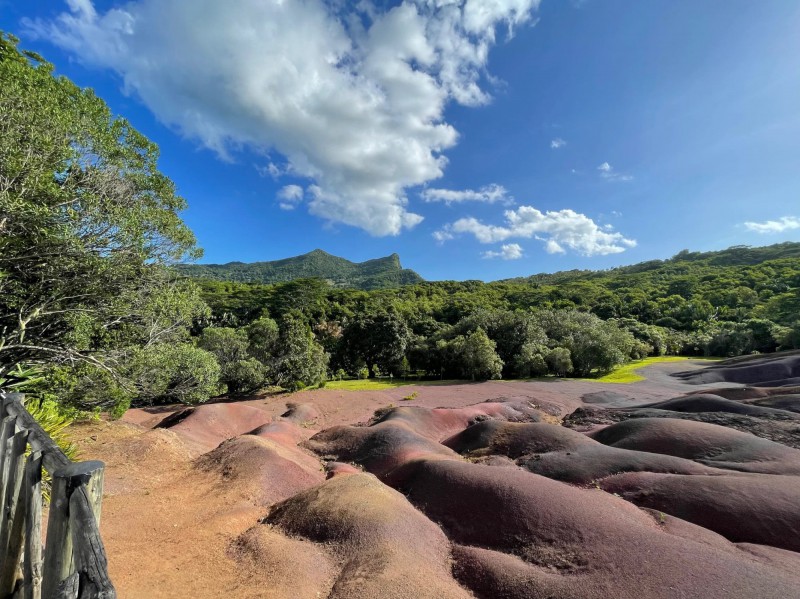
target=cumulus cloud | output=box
[550,138,566,149]
[743,216,800,234]
[483,243,524,260]
[597,162,633,182]
[27,0,539,236]
[277,184,304,210]
[436,205,637,256]
[421,183,512,205]
[432,229,455,244]
[256,162,284,180]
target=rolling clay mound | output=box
[280,402,320,424]
[383,458,800,599]
[83,382,800,599]
[743,394,800,413]
[641,393,800,418]
[675,352,800,386]
[248,420,309,446]
[304,420,460,477]
[580,390,632,405]
[196,434,324,505]
[600,471,800,552]
[443,420,593,457]
[264,472,472,599]
[372,402,542,442]
[304,402,549,478]
[157,403,272,450]
[591,417,800,474]
[688,385,800,401]
[92,427,195,494]
[444,420,726,484]
[230,526,338,599]
[518,443,720,484]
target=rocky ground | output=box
[69,356,800,598]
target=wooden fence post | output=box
[41,472,72,599]
[0,429,30,596]
[0,414,17,520]
[24,451,43,599]
[41,461,106,599]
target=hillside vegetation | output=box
[175,249,424,289]
[3,33,800,418]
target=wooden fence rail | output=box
[0,393,115,599]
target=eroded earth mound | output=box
[74,357,800,598]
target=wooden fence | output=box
[0,393,115,599]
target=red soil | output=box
[68,357,800,598]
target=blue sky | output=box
[2,0,799,280]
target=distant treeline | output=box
[168,242,800,397]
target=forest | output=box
[2,33,799,419]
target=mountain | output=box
[175,249,424,290]
[500,242,800,285]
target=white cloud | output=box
[432,229,455,243]
[743,216,800,234]
[27,0,539,236]
[550,138,566,149]
[277,184,304,210]
[421,183,512,205]
[544,239,566,254]
[437,205,637,256]
[597,162,633,182]
[256,162,284,180]
[483,243,524,260]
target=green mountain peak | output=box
[175,250,423,290]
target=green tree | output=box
[272,314,328,389]
[0,35,198,392]
[129,344,221,406]
[513,342,548,378]
[246,317,280,364]
[339,311,410,377]
[199,327,265,395]
[448,328,503,381]
[546,347,573,377]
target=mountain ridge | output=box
[175,249,423,290]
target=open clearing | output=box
[68,355,800,599]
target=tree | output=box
[130,344,221,406]
[535,309,635,376]
[513,342,548,378]
[198,327,265,395]
[338,311,410,376]
[272,314,328,389]
[450,310,547,378]
[246,317,280,364]
[0,35,198,383]
[546,347,573,377]
[448,328,503,381]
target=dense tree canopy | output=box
[0,33,198,379]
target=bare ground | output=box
[68,358,800,598]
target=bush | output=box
[131,343,222,404]
[512,342,548,378]
[546,347,573,377]
[198,327,266,394]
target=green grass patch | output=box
[592,356,710,384]
[323,379,457,391]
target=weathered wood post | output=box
[0,412,16,519]
[24,451,43,599]
[41,461,106,599]
[0,428,30,596]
